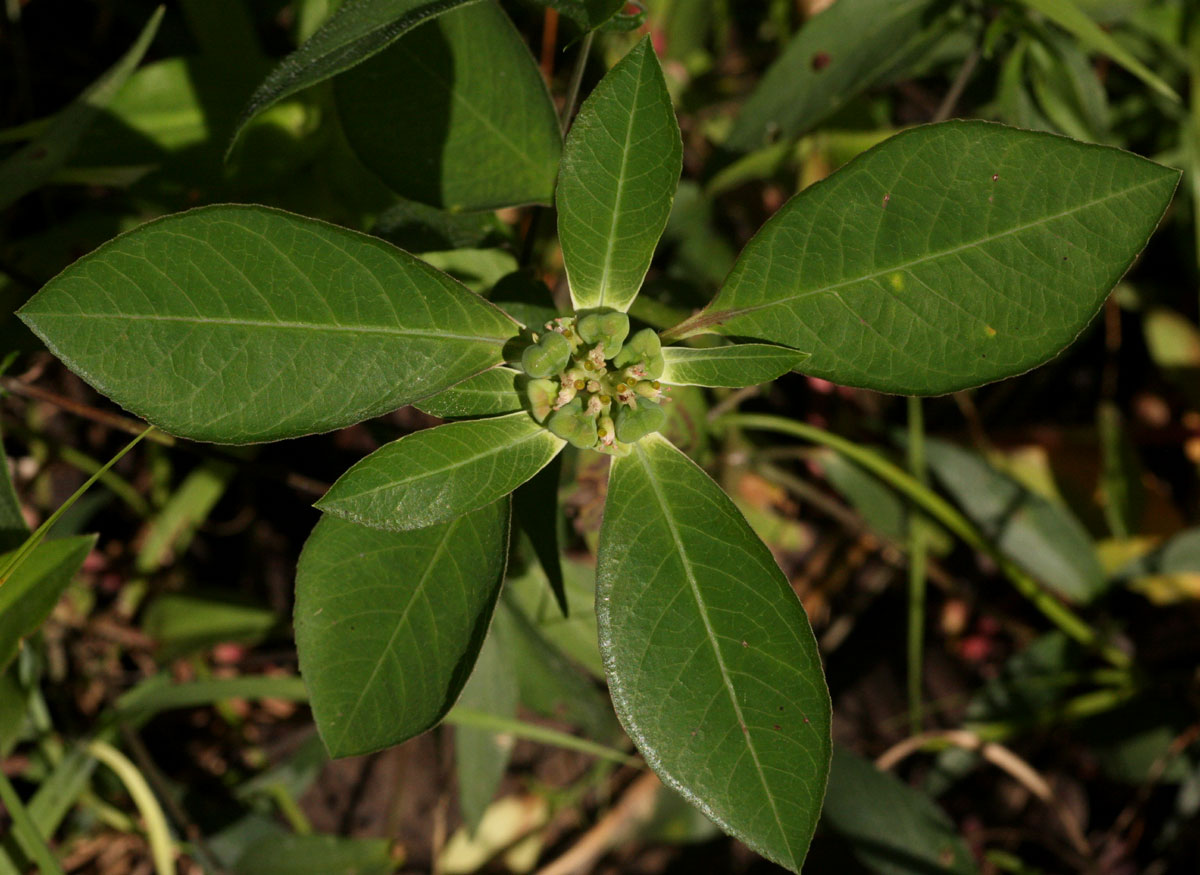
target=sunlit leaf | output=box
[598,434,830,872]
[19,205,518,443]
[682,121,1178,395]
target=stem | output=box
[906,396,927,735]
[932,42,981,123]
[560,31,595,134]
[717,413,1130,669]
[0,768,66,875]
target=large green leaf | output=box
[229,0,486,149]
[724,0,948,153]
[19,205,518,444]
[925,439,1107,603]
[597,434,831,872]
[295,502,510,758]
[414,367,523,418]
[316,413,564,531]
[822,747,976,875]
[0,7,163,211]
[557,37,682,313]
[660,343,808,387]
[336,2,561,211]
[0,537,95,671]
[678,121,1178,395]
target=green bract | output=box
[14,10,1180,873]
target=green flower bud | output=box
[612,327,661,369]
[614,400,665,443]
[576,311,630,355]
[547,399,598,449]
[521,331,572,378]
[525,378,557,423]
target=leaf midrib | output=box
[712,175,1167,325]
[633,441,795,868]
[595,53,645,308]
[23,310,509,346]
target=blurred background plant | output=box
[1,0,1199,872]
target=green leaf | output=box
[822,747,977,875]
[233,834,394,875]
[724,0,947,152]
[295,502,510,758]
[557,37,683,313]
[142,593,278,660]
[1015,0,1179,102]
[19,205,518,444]
[229,0,487,150]
[415,367,524,418]
[1098,401,1143,538]
[454,620,518,831]
[660,343,809,387]
[496,601,619,742]
[526,0,625,33]
[317,412,564,531]
[0,537,95,672]
[680,121,1178,395]
[0,7,164,211]
[336,2,562,211]
[597,434,831,872]
[505,556,604,678]
[925,438,1107,603]
[512,458,567,615]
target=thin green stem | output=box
[444,707,640,768]
[906,396,928,735]
[717,413,1130,669]
[0,425,152,587]
[0,768,66,875]
[560,30,595,134]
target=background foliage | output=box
[1,1,1199,873]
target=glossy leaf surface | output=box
[822,747,977,875]
[660,344,809,387]
[295,502,510,758]
[317,413,564,531]
[557,38,682,312]
[415,367,523,418]
[725,0,946,152]
[925,439,1106,603]
[691,121,1178,394]
[19,205,518,444]
[230,0,486,147]
[336,2,561,210]
[597,434,831,872]
[0,537,95,671]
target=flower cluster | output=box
[520,310,668,454]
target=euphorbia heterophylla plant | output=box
[16,29,1177,872]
